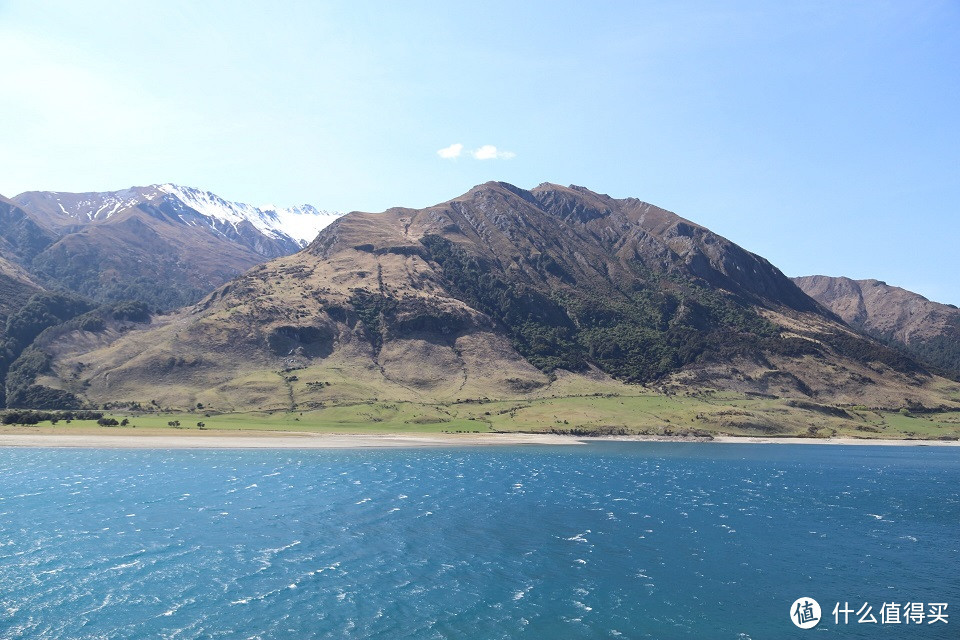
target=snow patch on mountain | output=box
[27,188,148,222]
[155,184,341,246]
[13,184,343,249]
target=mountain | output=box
[13,184,339,252]
[33,182,957,416]
[3,185,342,309]
[794,275,960,377]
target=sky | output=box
[1,1,958,304]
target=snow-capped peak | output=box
[155,184,342,246]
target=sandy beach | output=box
[0,431,957,449]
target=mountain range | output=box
[10,181,954,423]
[794,275,960,377]
[1,180,957,438]
[0,185,341,310]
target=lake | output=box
[1,442,956,638]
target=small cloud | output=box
[437,143,463,159]
[472,145,515,160]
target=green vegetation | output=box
[30,245,208,311]
[347,290,397,355]
[4,348,82,409]
[110,300,152,323]
[0,292,93,407]
[1,409,104,425]
[901,322,960,380]
[2,292,93,352]
[0,293,153,409]
[420,234,783,381]
[5,348,54,397]
[4,394,958,441]
[822,330,924,375]
[420,234,583,371]
[0,202,54,264]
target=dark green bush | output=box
[419,234,783,381]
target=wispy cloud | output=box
[437,143,464,159]
[472,145,515,160]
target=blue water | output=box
[0,443,957,639]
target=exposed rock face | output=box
[794,275,960,376]
[32,183,955,411]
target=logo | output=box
[791,597,821,629]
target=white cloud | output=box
[437,143,463,159]
[472,145,515,160]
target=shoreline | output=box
[588,434,960,446]
[0,431,958,449]
[0,432,580,449]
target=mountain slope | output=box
[5,185,342,309]
[794,275,960,377]
[0,195,58,266]
[37,182,957,416]
[0,255,43,324]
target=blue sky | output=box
[1,1,957,303]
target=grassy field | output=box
[3,392,960,440]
